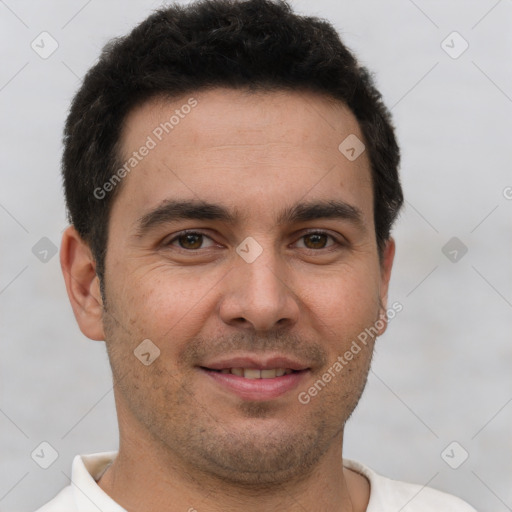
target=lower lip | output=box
[200,368,309,401]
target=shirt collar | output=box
[70,451,126,512]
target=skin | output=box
[61,87,395,512]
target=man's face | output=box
[100,88,394,484]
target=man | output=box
[36,0,477,510]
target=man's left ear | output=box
[60,225,105,341]
[377,237,396,335]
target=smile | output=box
[207,368,295,378]
[199,366,309,401]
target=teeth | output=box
[218,368,293,378]
[243,368,261,379]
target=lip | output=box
[201,355,310,371]
[200,367,309,401]
[198,354,311,401]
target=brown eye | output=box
[166,231,216,250]
[297,232,339,250]
[303,233,329,249]
[178,233,203,249]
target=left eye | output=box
[166,231,338,251]
[295,232,337,250]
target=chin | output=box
[176,417,331,486]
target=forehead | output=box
[121,88,365,157]
[112,88,374,229]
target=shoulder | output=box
[343,459,478,511]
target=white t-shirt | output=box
[35,452,477,511]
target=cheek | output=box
[108,247,381,348]
[300,263,381,328]
[110,262,222,347]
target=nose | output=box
[218,247,300,332]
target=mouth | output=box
[203,367,296,378]
[198,356,311,401]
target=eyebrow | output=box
[135,198,365,237]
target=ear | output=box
[376,237,396,336]
[60,225,105,341]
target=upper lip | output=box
[200,355,310,371]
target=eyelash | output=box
[164,229,344,252]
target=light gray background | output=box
[1,1,511,511]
